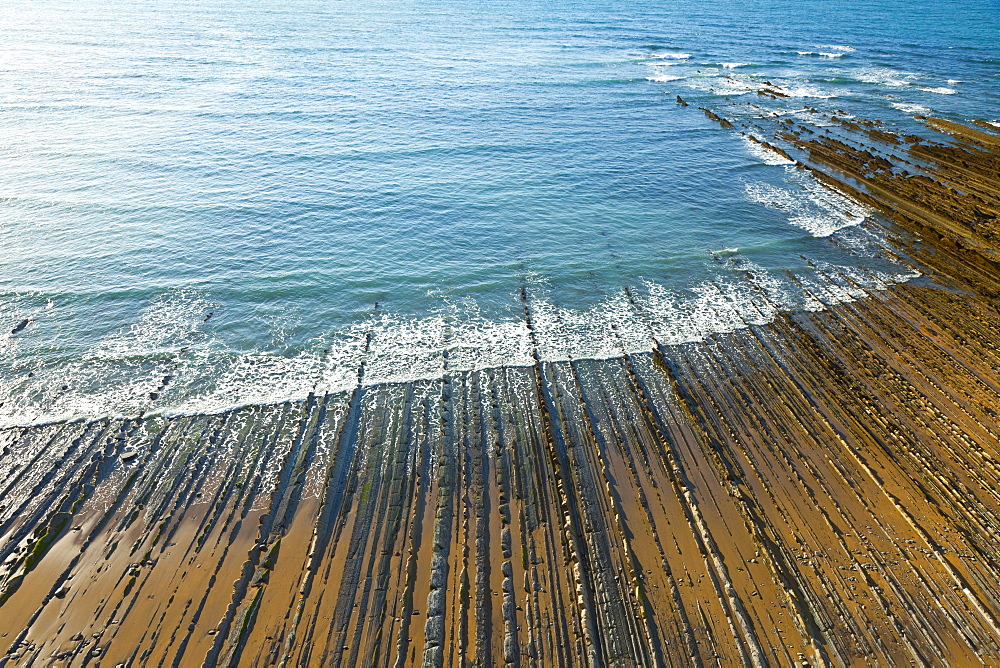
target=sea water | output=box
[0,0,997,425]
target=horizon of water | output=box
[0,0,997,426]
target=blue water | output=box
[0,0,997,423]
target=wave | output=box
[744,167,871,237]
[919,86,957,95]
[692,72,834,99]
[857,67,917,88]
[799,45,854,58]
[646,73,684,82]
[684,75,753,96]
[891,101,931,114]
[0,243,915,428]
[768,83,837,99]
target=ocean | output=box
[0,0,997,425]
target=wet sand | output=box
[2,113,1000,666]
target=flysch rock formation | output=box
[2,110,1000,666]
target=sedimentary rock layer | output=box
[2,117,1000,666]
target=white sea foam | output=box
[97,291,213,358]
[650,52,691,60]
[742,135,794,165]
[645,58,687,83]
[857,67,916,88]
[947,79,962,85]
[721,62,749,69]
[646,73,684,83]
[800,45,853,58]
[684,74,753,96]
[0,291,218,426]
[635,261,835,344]
[891,101,930,114]
[168,349,348,418]
[769,83,837,99]
[528,290,653,362]
[744,168,871,237]
[0,304,34,358]
[803,261,920,307]
[919,86,957,95]
[725,74,835,99]
[0,244,919,429]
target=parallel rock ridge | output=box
[3,116,1000,666]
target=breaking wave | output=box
[744,167,872,237]
[0,228,915,429]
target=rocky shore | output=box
[2,112,1000,666]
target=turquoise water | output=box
[0,0,997,424]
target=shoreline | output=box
[2,115,1000,664]
[0,247,921,432]
[3,277,1000,665]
